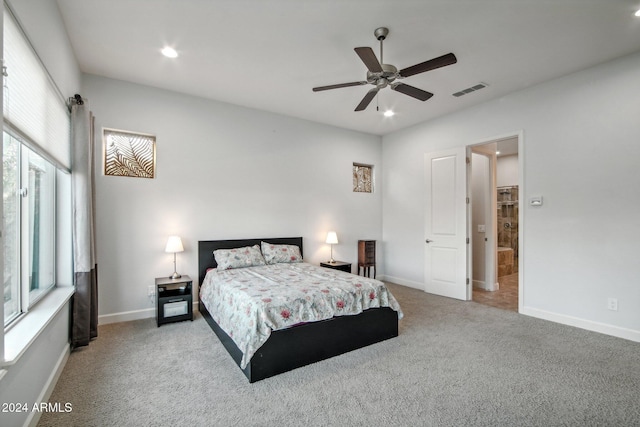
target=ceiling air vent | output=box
[453,82,488,97]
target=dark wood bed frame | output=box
[198,237,399,383]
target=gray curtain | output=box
[70,101,98,348]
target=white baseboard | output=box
[98,301,200,325]
[26,343,70,427]
[98,307,155,325]
[380,274,639,344]
[520,306,640,343]
[473,280,499,291]
[378,274,424,291]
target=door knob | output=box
[425,239,433,243]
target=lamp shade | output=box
[165,236,184,253]
[325,231,338,245]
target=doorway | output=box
[470,136,520,312]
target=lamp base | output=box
[170,252,181,279]
[327,245,335,264]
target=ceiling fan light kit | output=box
[313,27,457,112]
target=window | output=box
[3,133,19,323]
[353,163,373,193]
[3,132,57,325]
[3,6,70,327]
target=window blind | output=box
[3,9,70,169]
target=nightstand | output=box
[320,261,352,273]
[155,275,193,327]
[358,240,376,278]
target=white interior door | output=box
[424,147,469,300]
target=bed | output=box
[198,237,402,382]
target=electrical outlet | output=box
[607,298,618,311]
[148,285,155,297]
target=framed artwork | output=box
[353,163,373,193]
[103,128,156,178]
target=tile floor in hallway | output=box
[472,273,518,312]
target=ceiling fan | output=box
[312,27,457,111]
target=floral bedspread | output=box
[200,262,403,369]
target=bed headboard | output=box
[198,237,303,284]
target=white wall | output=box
[82,74,382,320]
[382,52,640,339]
[471,153,489,286]
[497,154,518,187]
[0,308,70,427]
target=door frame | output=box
[467,131,524,312]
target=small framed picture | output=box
[103,128,156,178]
[353,163,373,193]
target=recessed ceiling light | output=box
[496,151,501,155]
[383,110,395,117]
[161,46,178,58]
[635,9,640,17]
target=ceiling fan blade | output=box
[313,81,368,92]
[355,88,379,111]
[391,83,433,101]
[399,53,457,78]
[354,47,383,73]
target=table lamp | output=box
[165,236,184,279]
[326,231,338,263]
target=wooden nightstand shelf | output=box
[155,275,193,327]
[320,261,352,273]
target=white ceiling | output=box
[55,0,640,136]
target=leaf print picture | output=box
[103,128,156,178]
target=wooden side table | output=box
[358,240,376,278]
[320,261,352,273]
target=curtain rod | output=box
[68,94,84,106]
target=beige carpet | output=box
[38,283,640,426]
